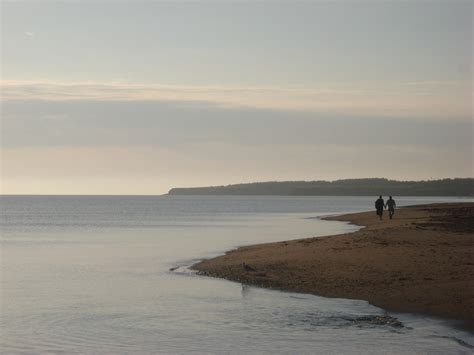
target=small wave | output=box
[169,265,198,275]
[431,335,474,350]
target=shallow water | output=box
[1,195,473,353]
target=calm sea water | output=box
[1,195,473,354]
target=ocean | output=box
[1,195,472,354]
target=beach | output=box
[192,203,474,321]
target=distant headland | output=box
[168,178,474,196]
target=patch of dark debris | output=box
[415,206,474,233]
[350,315,404,328]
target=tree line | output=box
[168,178,473,196]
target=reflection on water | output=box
[1,195,473,353]
[241,284,252,298]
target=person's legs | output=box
[389,208,394,219]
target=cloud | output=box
[2,98,471,151]
[1,88,471,194]
[1,80,470,120]
[24,31,35,37]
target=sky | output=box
[1,0,472,194]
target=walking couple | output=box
[375,196,396,220]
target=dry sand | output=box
[192,203,474,321]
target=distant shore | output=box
[168,178,474,196]
[192,203,474,321]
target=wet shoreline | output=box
[192,203,474,321]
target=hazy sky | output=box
[1,0,472,194]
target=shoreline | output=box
[191,203,474,321]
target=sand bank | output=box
[192,203,474,320]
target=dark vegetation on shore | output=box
[168,178,473,196]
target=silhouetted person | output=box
[385,196,396,219]
[375,195,384,220]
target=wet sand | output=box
[192,203,474,320]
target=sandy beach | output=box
[192,203,474,321]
